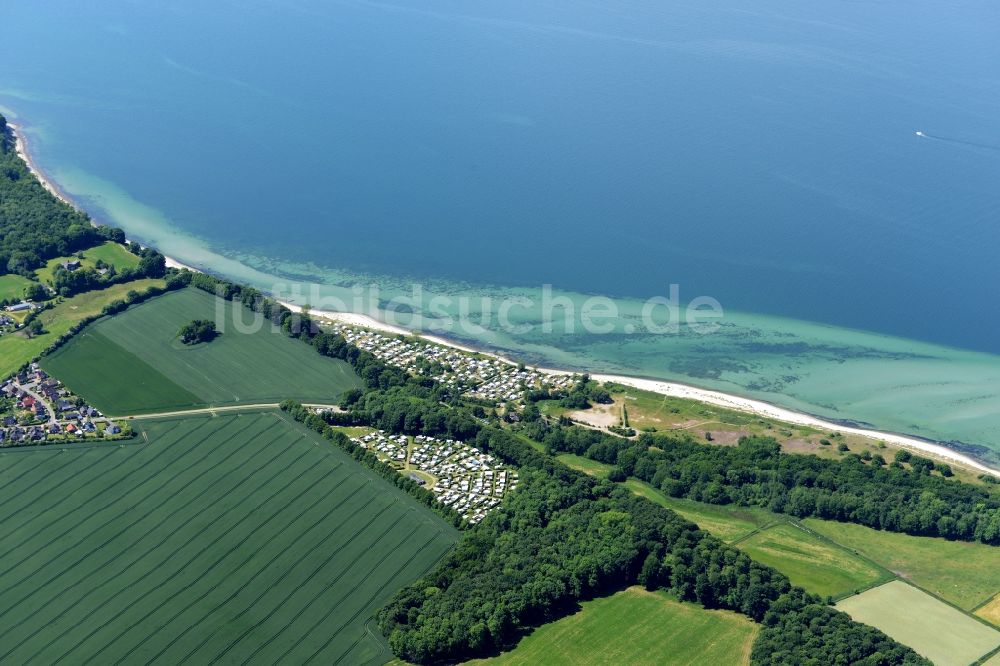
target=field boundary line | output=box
[973,643,1000,665]
[114,403,281,420]
[784,520,897,598]
[894,580,1000,630]
[116,402,342,421]
[315,531,442,666]
[727,519,787,547]
[972,591,1000,614]
[851,579,1000,635]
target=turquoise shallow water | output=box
[2,0,1000,461]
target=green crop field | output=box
[736,523,888,599]
[469,587,758,666]
[804,519,1000,610]
[0,410,457,665]
[0,278,166,378]
[42,287,362,414]
[0,274,35,302]
[837,581,1000,666]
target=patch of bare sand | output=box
[704,429,749,446]
[567,401,620,429]
[782,438,820,454]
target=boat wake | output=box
[915,130,1000,153]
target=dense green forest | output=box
[519,420,1000,544]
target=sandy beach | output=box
[291,304,1000,477]
[8,122,999,477]
[9,122,76,207]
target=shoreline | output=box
[7,121,999,477]
[9,121,77,207]
[8,121,202,275]
[288,303,1000,477]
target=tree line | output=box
[519,418,1000,544]
[280,400,466,529]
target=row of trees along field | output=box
[182,270,942,663]
[518,418,1000,544]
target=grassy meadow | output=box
[804,519,1000,611]
[0,411,457,665]
[42,287,362,414]
[555,454,614,479]
[0,274,35,302]
[837,581,1000,666]
[0,278,166,378]
[737,523,888,599]
[469,587,758,666]
[33,241,140,285]
[560,449,1000,662]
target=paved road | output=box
[13,382,57,425]
[109,403,343,420]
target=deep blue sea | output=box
[3,0,1000,459]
